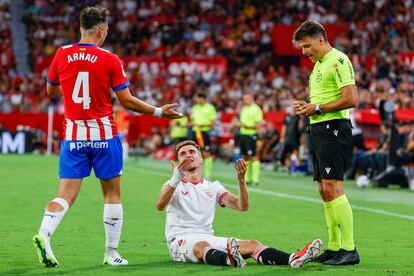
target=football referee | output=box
[238,94,263,186]
[190,92,217,178]
[292,20,360,265]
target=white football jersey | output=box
[163,178,229,242]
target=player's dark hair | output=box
[293,20,327,42]
[197,92,207,99]
[80,5,109,30]
[176,140,200,156]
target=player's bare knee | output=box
[246,240,262,252]
[47,201,65,212]
[193,241,210,259]
[250,240,261,247]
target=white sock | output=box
[103,204,123,256]
[288,253,295,264]
[39,198,69,240]
[226,257,231,266]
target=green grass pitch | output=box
[1,154,413,275]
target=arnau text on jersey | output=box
[67,52,98,63]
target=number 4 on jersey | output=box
[72,72,91,109]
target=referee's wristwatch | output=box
[315,104,322,115]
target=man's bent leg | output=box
[33,178,82,267]
[241,240,291,265]
[242,239,321,268]
[194,239,245,267]
[194,241,229,266]
[101,176,127,266]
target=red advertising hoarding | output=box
[35,56,227,76]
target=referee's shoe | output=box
[323,248,360,265]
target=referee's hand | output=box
[292,100,307,113]
[293,101,316,116]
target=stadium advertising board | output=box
[0,130,33,154]
[35,56,227,76]
[166,57,227,76]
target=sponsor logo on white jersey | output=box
[205,191,214,199]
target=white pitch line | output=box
[125,165,414,221]
[224,184,414,221]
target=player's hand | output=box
[295,103,317,116]
[161,103,183,119]
[234,159,247,182]
[171,158,193,174]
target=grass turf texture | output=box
[0,154,413,275]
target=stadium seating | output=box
[0,1,413,186]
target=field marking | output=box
[225,184,414,221]
[125,165,414,221]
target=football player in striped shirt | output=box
[32,5,182,268]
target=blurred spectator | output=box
[0,0,413,171]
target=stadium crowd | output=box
[1,0,414,115]
[0,0,413,178]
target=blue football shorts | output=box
[59,136,123,180]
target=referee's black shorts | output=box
[240,134,258,157]
[309,119,352,181]
[191,131,211,151]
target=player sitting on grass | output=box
[156,140,322,268]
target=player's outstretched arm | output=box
[46,83,62,96]
[220,159,249,212]
[155,160,191,211]
[116,87,183,119]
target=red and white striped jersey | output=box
[47,43,129,140]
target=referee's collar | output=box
[319,48,335,63]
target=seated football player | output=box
[156,140,322,268]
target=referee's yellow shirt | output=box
[309,48,355,124]
[240,103,263,135]
[191,103,217,132]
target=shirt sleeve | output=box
[214,181,230,207]
[110,54,129,92]
[47,48,61,86]
[161,181,170,191]
[209,105,217,121]
[256,106,263,122]
[333,55,355,89]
